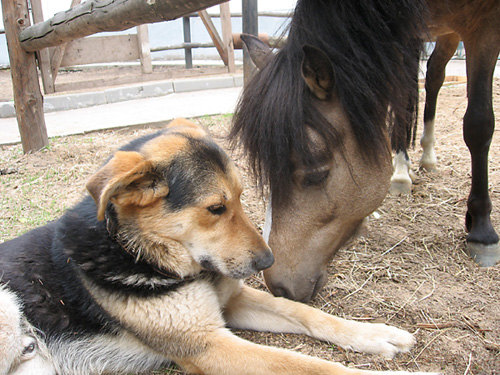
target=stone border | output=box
[0,74,243,118]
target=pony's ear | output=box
[241,33,272,70]
[301,45,335,100]
[86,151,169,221]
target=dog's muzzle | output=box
[252,249,274,271]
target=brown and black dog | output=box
[0,119,436,375]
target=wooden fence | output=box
[2,0,255,153]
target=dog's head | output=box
[86,119,273,279]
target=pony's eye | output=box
[207,204,226,215]
[302,170,330,187]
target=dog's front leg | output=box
[224,285,417,359]
[175,329,436,375]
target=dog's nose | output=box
[252,250,274,271]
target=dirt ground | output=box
[0,78,499,374]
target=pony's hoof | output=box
[419,153,437,172]
[466,242,500,267]
[389,179,412,195]
[419,161,437,172]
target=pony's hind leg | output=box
[462,32,500,266]
[390,150,414,195]
[420,33,460,171]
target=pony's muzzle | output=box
[265,271,327,303]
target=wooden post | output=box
[137,24,153,74]
[2,0,48,153]
[198,10,228,65]
[242,0,258,84]
[50,0,82,82]
[183,16,193,69]
[30,0,55,93]
[220,2,235,73]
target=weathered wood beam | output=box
[19,0,226,52]
[2,0,48,153]
[31,0,55,93]
[242,0,258,84]
[219,2,235,73]
[51,0,82,82]
[137,24,152,74]
[197,9,227,65]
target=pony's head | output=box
[231,0,425,302]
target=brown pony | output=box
[390,0,499,267]
[231,0,499,303]
[230,0,426,302]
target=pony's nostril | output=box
[311,273,326,300]
[252,250,274,271]
[270,284,292,300]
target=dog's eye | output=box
[23,342,35,354]
[207,204,226,215]
[21,338,37,360]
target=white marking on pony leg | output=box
[390,152,413,195]
[420,119,437,171]
[262,196,272,244]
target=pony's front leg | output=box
[390,151,415,195]
[224,285,418,360]
[462,31,500,266]
[420,33,459,171]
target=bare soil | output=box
[0,80,499,375]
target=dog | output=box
[0,118,437,375]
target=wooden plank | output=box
[51,0,82,81]
[219,2,235,73]
[31,0,55,93]
[197,10,228,65]
[137,24,152,74]
[242,0,258,84]
[2,0,48,152]
[19,0,227,52]
[60,35,140,67]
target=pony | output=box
[230,0,426,302]
[390,0,499,268]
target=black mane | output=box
[230,0,426,206]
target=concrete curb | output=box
[0,74,243,119]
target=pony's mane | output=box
[230,0,426,206]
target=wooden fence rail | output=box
[19,0,226,52]
[2,0,229,153]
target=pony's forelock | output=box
[230,0,426,206]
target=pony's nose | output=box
[267,273,326,303]
[252,249,274,271]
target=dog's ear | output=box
[86,151,169,220]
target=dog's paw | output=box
[334,320,416,358]
[375,372,441,375]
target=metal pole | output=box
[183,16,193,69]
[242,0,258,84]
